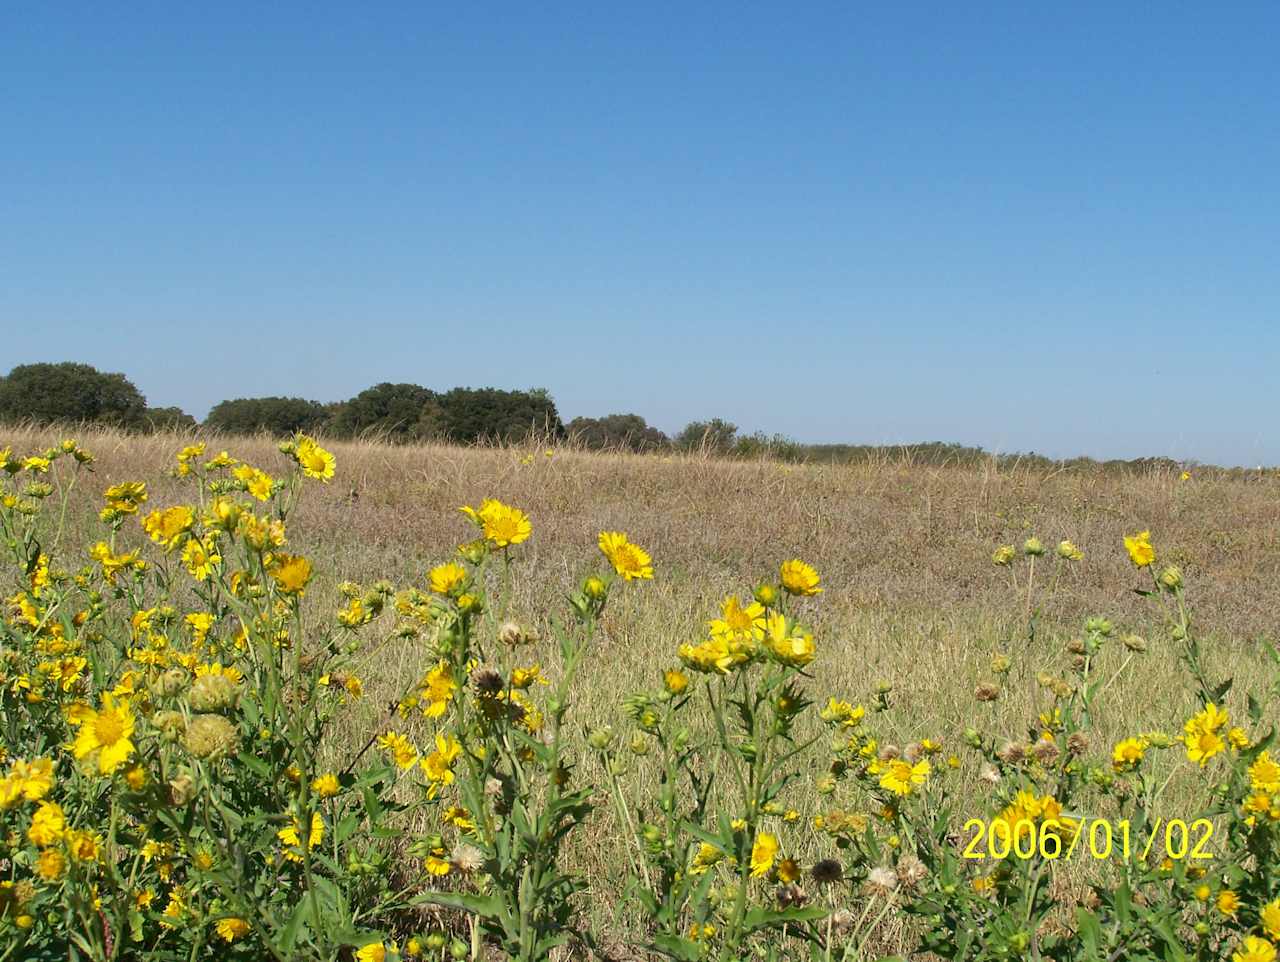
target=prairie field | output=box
[4,424,1280,960]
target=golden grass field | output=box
[7,425,1280,958]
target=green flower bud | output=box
[1159,565,1183,592]
[1023,537,1045,557]
[753,583,779,607]
[587,726,615,751]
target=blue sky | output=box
[3,3,1277,465]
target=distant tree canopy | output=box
[676,418,739,454]
[0,362,150,428]
[141,407,198,432]
[329,382,439,441]
[436,387,563,444]
[204,397,331,436]
[566,413,669,452]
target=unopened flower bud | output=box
[587,726,614,751]
[754,583,779,607]
[1122,633,1147,652]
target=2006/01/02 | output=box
[962,817,1215,862]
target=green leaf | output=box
[1076,907,1102,958]
[678,819,730,852]
[412,889,505,919]
[742,904,829,932]
[651,934,703,961]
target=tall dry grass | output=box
[8,424,1279,954]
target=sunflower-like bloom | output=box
[27,801,65,846]
[1182,703,1228,767]
[277,811,324,862]
[709,596,765,642]
[460,499,531,548]
[377,731,419,770]
[878,759,930,797]
[214,918,250,943]
[598,531,653,580]
[295,436,336,481]
[1111,737,1147,772]
[1233,936,1277,962]
[428,562,469,596]
[779,559,822,596]
[749,832,779,877]
[103,481,148,514]
[232,465,275,502]
[70,693,137,775]
[1261,900,1280,940]
[89,542,146,584]
[1124,530,1155,567]
[1250,752,1280,793]
[689,842,724,875]
[763,611,815,667]
[311,773,340,798]
[269,553,313,595]
[141,505,195,550]
[821,698,865,728]
[182,536,221,581]
[678,636,752,674]
[421,733,462,798]
[419,662,457,718]
[0,758,53,807]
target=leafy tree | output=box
[0,362,149,428]
[566,413,669,452]
[204,396,331,436]
[141,406,198,432]
[675,418,738,454]
[330,382,438,441]
[437,387,563,444]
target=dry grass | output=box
[10,424,1280,954]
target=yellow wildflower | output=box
[779,559,822,596]
[1124,530,1155,567]
[70,693,136,775]
[598,531,653,580]
[750,832,779,877]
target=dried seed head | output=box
[450,843,485,875]
[811,859,843,885]
[896,854,928,888]
[866,866,898,895]
[996,742,1027,765]
[472,667,504,695]
[1032,740,1061,765]
[974,683,1000,703]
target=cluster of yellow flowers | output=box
[4,436,1280,962]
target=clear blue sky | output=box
[3,3,1277,465]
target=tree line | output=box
[0,362,743,452]
[0,361,1222,471]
